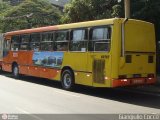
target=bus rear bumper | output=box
[112,77,156,87]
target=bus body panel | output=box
[1,18,156,88]
[111,19,156,87]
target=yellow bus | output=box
[2,18,156,90]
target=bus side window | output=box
[11,35,20,51]
[4,40,11,51]
[3,39,11,57]
[70,29,88,52]
[55,30,69,51]
[30,33,40,51]
[20,34,30,50]
[89,26,111,52]
[41,32,53,51]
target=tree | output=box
[0,2,11,15]
[130,0,160,40]
[2,0,24,5]
[0,2,11,32]
[0,0,62,32]
[61,0,121,23]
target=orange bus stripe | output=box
[5,26,59,36]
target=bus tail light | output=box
[105,77,108,80]
[147,74,154,78]
[118,75,127,79]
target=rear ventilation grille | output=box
[148,56,153,63]
[93,59,105,84]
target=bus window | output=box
[3,39,11,57]
[4,40,11,51]
[70,29,88,51]
[30,33,40,51]
[11,35,20,51]
[41,32,53,51]
[89,26,111,52]
[20,34,30,50]
[55,31,69,51]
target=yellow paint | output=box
[4,18,154,87]
[57,19,114,30]
[54,18,156,87]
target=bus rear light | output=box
[118,75,127,79]
[120,79,127,82]
[75,73,77,75]
[105,77,108,80]
[86,74,90,77]
[147,74,154,78]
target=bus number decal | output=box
[101,55,109,59]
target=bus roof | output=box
[4,18,153,36]
[4,18,115,36]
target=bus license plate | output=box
[133,79,143,84]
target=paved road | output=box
[0,72,159,115]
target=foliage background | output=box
[0,0,160,41]
[0,0,62,32]
[62,0,160,41]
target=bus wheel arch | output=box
[61,66,75,90]
[12,62,19,79]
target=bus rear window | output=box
[89,26,111,52]
[70,29,88,51]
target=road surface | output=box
[0,72,159,116]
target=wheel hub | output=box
[64,73,71,87]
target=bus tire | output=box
[12,64,19,79]
[61,69,74,90]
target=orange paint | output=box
[112,77,156,87]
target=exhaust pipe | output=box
[121,18,129,57]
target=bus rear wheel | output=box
[61,69,74,90]
[12,64,19,79]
